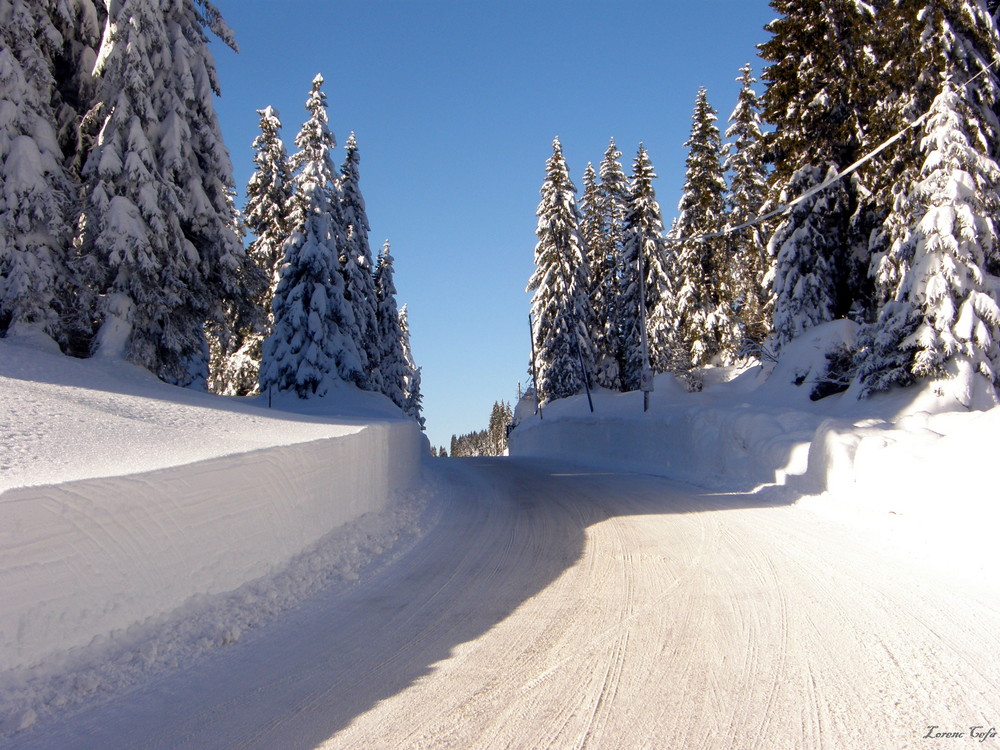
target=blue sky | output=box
[209,0,775,450]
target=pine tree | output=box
[673,89,736,368]
[374,240,408,409]
[621,145,668,381]
[399,304,425,429]
[580,161,619,388]
[259,74,362,397]
[760,0,881,187]
[857,2,1000,397]
[339,131,381,392]
[766,164,853,349]
[0,0,78,342]
[760,1,883,342]
[47,0,104,178]
[598,139,630,389]
[77,0,260,386]
[724,63,770,349]
[526,138,595,402]
[211,105,293,395]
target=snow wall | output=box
[0,420,422,674]
[508,407,816,492]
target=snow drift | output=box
[510,320,1000,514]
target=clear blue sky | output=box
[208,0,775,450]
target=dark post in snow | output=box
[638,248,653,413]
[575,322,594,413]
[528,313,543,420]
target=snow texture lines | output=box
[9,457,1000,749]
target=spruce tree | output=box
[374,240,408,409]
[598,139,630,389]
[259,74,362,397]
[0,0,78,342]
[339,132,381,392]
[399,304,425,429]
[766,164,853,349]
[724,63,770,349]
[672,89,736,368]
[621,145,668,379]
[526,138,595,402]
[580,161,620,389]
[77,0,259,386]
[211,105,293,395]
[761,1,884,342]
[857,2,1000,397]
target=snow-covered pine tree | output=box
[857,1,1000,398]
[0,0,79,342]
[210,105,293,395]
[621,144,669,379]
[76,0,260,386]
[259,74,362,397]
[339,131,381,392]
[598,139,630,389]
[765,164,852,349]
[760,0,883,339]
[46,0,104,181]
[672,89,737,368]
[398,304,425,429]
[579,161,619,389]
[374,239,408,409]
[724,63,770,349]
[526,137,595,403]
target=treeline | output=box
[0,1,423,425]
[437,401,513,458]
[529,1,1000,404]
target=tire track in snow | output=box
[12,458,1000,750]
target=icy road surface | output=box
[13,457,1000,750]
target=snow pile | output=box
[0,332,426,729]
[510,320,998,515]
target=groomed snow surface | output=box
[3,321,1000,748]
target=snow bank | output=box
[510,320,998,509]
[0,424,420,674]
[0,333,425,680]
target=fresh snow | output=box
[3,321,999,747]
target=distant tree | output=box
[374,240,407,409]
[259,74,361,397]
[438,446,448,458]
[527,137,595,402]
[724,63,770,349]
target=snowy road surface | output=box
[12,457,1000,749]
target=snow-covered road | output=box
[12,457,1000,749]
